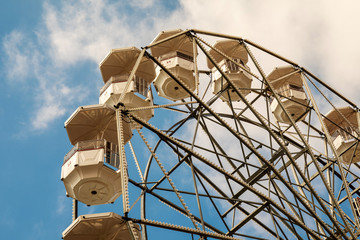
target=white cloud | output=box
[32,104,65,130]
[2,27,89,131]
[29,221,45,240]
[56,194,68,215]
[172,0,360,104]
[2,0,358,238]
[42,1,127,66]
[2,0,359,133]
[2,31,32,81]
[2,0,183,132]
[40,0,176,66]
[129,0,155,9]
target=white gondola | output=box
[61,104,128,205]
[99,47,156,125]
[323,107,360,164]
[64,104,132,145]
[61,139,122,205]
[62,212,140,240]
[151,29,195,101]
[207,40,252,102]
[267,66,309,124]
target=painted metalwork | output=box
[65,29,360,240]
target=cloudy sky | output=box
[1,0,360,239]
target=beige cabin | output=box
[324,107,360,164]
[65,104,132,146]
[62,104,128,205]
[99,47,155,124]
[62,212,140,240]
[151,29,196,101]
[207,40,252,102]
[267,66,309,124]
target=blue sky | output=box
[1,0,360,239]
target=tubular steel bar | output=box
[145,29,191,49]
[129,217,241,240]
[301,67,357,109]
[99,29,360,240]
[245,38,356,109]
[135,125,200,230]
[129,112,326,240]
[242,41,352,239]
[191,29,244,41]
[72,199,78,222]
[143,34,339,239]
[195,36,342,239]
[129,178,224,235]
[191,28,357,109]
[116,48,146,104]
[141,130,290,239]
[301,73,360,230]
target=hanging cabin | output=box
[61,104,131,205]
[267,66,309,124]
[99,47,156,125]
[62,212,140,240]
[207,39,252,102]
[151,29,196,101]
[323,107,360,164]
[61,139,122,206]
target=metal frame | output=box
[70,29,360,240]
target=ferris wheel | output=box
[60,29,360,240]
